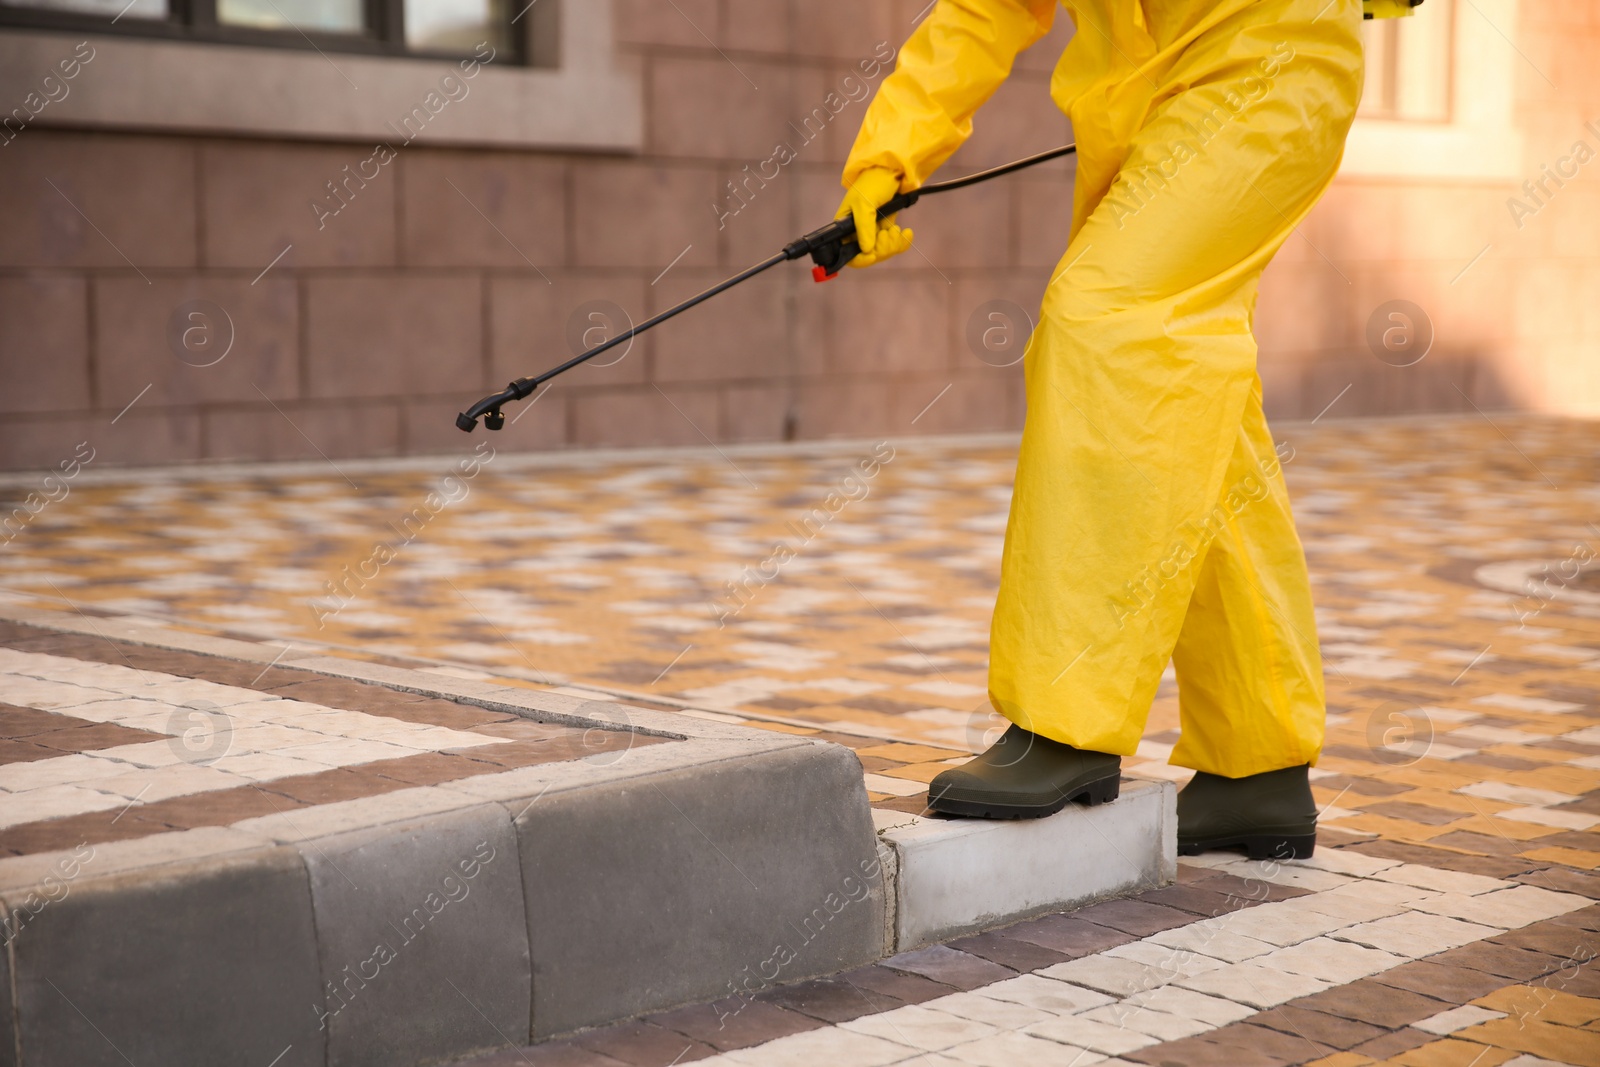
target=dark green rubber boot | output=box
[927,724,1122,819]
[1176,764,1317,859]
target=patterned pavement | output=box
[455,851,1599,1067]
[2,413,1598,1064]
[0,619,657,857]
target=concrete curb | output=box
[874,779,1177,949]
[0,605,1175,1065]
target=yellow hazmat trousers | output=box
[843,0,1364,778]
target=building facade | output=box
[0,0,1595,471]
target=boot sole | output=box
[927,773,1121,819]
[1177,832,1316,860]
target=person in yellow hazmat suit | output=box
[837,0,1412,858]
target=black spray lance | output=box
[457,143,1077,432]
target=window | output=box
[0,0,517,59]
[1358,0,1454,122]
[1341,0,1521,180]
[0,0,637,151]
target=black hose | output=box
[459,144,1077,431]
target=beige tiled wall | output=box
[1,0,1596,470]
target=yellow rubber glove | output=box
[835,167,914,269]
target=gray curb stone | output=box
[1,848,324,1067]
[511,741,887,1037]
[1,899,16,1067]
[298,804,530,1067]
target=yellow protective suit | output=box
[843,0,1364,779]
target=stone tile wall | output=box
[0,0,1596,470]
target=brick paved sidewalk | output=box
[2,413,1597,1064]
[455,849,1599,1067]
[3,414,1596,838]
[0,618,658,858]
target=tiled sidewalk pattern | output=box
[1,415,1597,1064]
[459,850,1599,1067]
[0,621,660,856]
[3,417,1595,840]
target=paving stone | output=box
[1373,864,1512,897]
[1296,848,1405,878]
[1293,979,1451,1028]
[1548,905,1600,932]
[839,1002,999,1051]
[1425,832,1539,859]
[1345,841,1538,880]
[1045,954,1181,998]
[917,990,1054,1030]
[1433,1017,1593,1067]
[1222,903,1353,947]
[1146,922,1280,963]
[1317,774,1412,798]
[0,739,57,766]
[460,1039,630,1065]
[1176,862,1223,884]
[571,1020,718,1065]
[712,1023,913,1066]
[936,1029,1108,1066]
[1489,921,1600,959]
[1023,1013,1162,1056]
[1073,899,1199,937]
[1103,938,1230,980]
[1261,937,1408,984]
[1414,886,1591,929]
[1371,960,1516,1004]
[264,766,416,805]
[1209,1021,1332,1063]
[944,930,1073,972]
[1413,1004,1508,1035]
[1428,942,1567,981]
[1348,1027,1438,1060]
[756,976,907,1024]
[1079,1002,1211,1041]
[1389,1037,1519,1067]
[978,972,1115,1014]
[1366,801,1472,826]
[1335,912,1503,957]
[837,963,957,1005]
[1126,1032,1296,1067]
[1476,985,1600,1028]
[879,944,1016,990]
[1176,961,1336,1008]
[1516,870,1600,902]
[1250,1005,1388,1050]
[644,999,824,1051]
[1547,969,1600,999]
[1133,882,1263,917]
[1003,913,1138,957]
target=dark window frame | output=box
[0,0,524,64]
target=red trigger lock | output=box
[811,265,836,283]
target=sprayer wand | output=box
[457,143,1077,432]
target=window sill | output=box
[0,0,641,152]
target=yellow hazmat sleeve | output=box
[842,0,1058,190]
[1364,0,1422,17]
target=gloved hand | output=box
[835,167,914,269]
